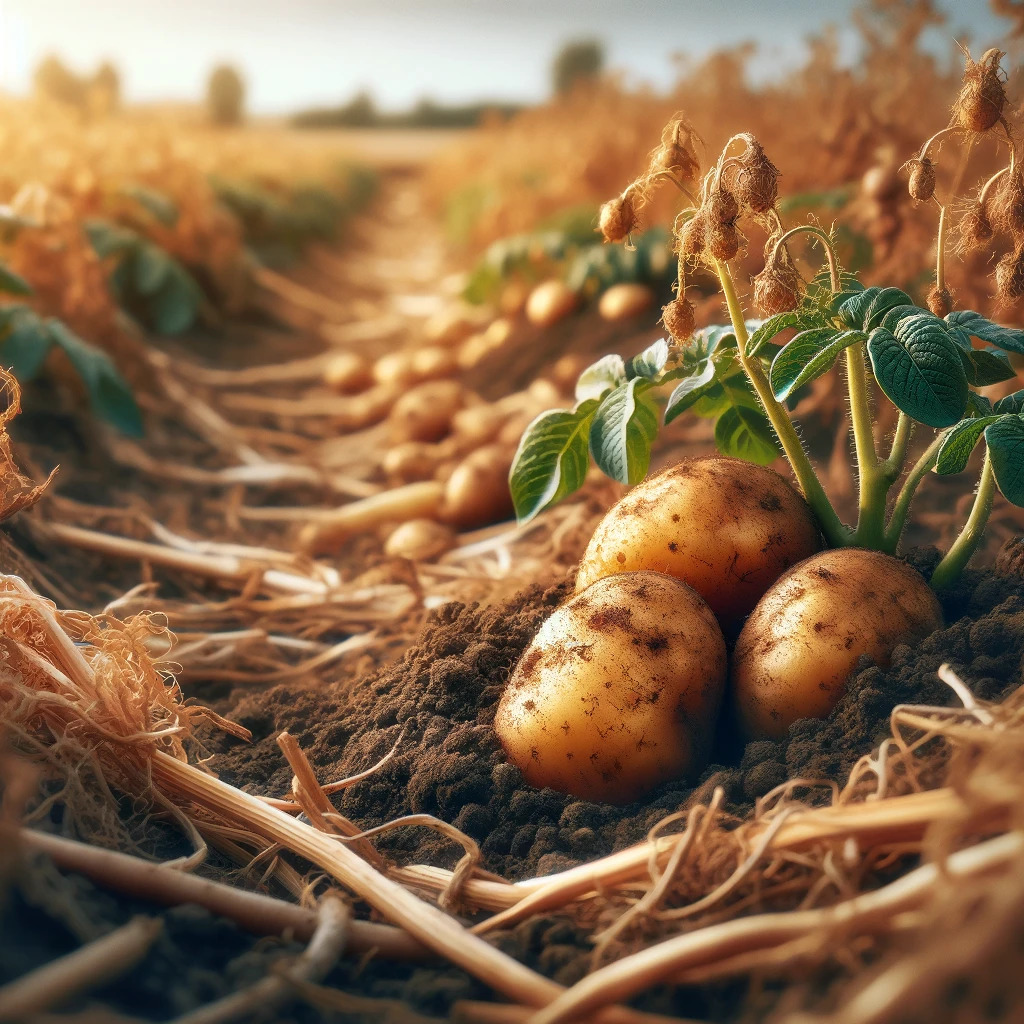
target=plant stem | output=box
[930,451,996,589]
[935,203,947,292]
[768,225,839,291]
[846,340,886,547]
[882,412,913,480]
[713,257,850,546]
[883,431,944,551]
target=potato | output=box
[382,441,450,483]
[598,283,655,321]
[732,549,943,739]
[424,306,483,347]
[525,280,578,327]
[333,383,403,432]
[441,444,515,529]
[576,456,822,633]
[323,351,372,394]
[389,380,466,444]
[499,279,530,316]
[373,351,420,388]
[451,403,510,446]
[547,353,590,394]
[410,345,458,381]
[384,519,456,561]
[495,572,727,803]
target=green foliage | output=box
[85,220,203,335]
[0,306,142,435]
[0,263,32,297]
[508,262,1024,524]
[120,185,179,227]
[462,226,674,306]
[213,167,376,268]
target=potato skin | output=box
[495,572,727,804]
[575,456,821,632]
[732,549,943,739]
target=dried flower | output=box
[990,167,1024,237]
[734,137,780,214]
[995,241,1024,305]
[953,48,1007,133]
[708,222,740,262]
[650,113,702,184]
[957,200,994,254]
[598,193,637,244]
[926,285,953,318]
[753,240,802,316]
[907,157,936,202]
[678,212,706,259]
[661,297,695,344]
[707,184,739,227]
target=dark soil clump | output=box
[210,560,1024,883]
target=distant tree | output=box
[207,65,246,126]
[342,91,377,127]
[551,39,605,96]
[90,61,121,115]
[34,54,84,107]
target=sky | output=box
[0,0,1009,115]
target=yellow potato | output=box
[732,549,943,739]
[441,444,515,529]
[597,282,655,321]
[384,519,456,561]
[495,572,727,803]
[323,351,372,394]
[525,279,578,327]
[576,456,821,633]
[373,351,420,388]
[388,380,466,444]
[410,345,458,381]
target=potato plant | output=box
[0,261,141,435]
[509,52,1024,593]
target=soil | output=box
[3,164,1024,1022]
[6,556,1022,1021]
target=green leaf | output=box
[47,320,144,436]
[745,309,823,358]
[0,263,32,296]
[968,392,994,416]
[964,347,1017,386]
[714,404,780,465]
[877,303,929,334]
[575,354,626,402]
[134,244,172,296]
[121,185,179,227]
[85,219,139,259]
[509,402,596,523]
[995,389,1024,414]
[837,286,915,331]
[664,359,717,424]
[626,338,669,380]
[770,328,866,401]
[985,414,1024,505]
[867,314,968,428]
[0,309,53,380]
[151,264,201,335]
[589,379,659,485]
[934,417,1000,475]
[945,310,1024,355]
